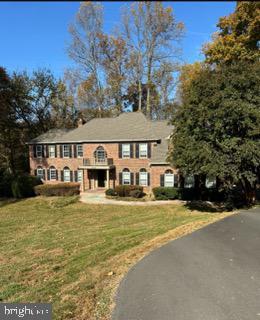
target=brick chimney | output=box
[77,118,85,128]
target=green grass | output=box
[0,196,227,319]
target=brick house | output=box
[28,112,182,192]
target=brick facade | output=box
[29,141,176,193]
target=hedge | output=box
[11,175,42,198]
[114,185,143,197]
[152,187,179,200]
[34,183,80,197]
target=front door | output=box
[97,170,106,188]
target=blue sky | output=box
[0,1,236,78]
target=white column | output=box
[106,169,109,188]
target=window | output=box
[94,146,106,163]
[139,143,148,158]
[184,175,195,188]
[50,166,57,180]
[122,144,130,158]
[77,145,83,158]
[63,167,71,182]
[78,170,83,182]
[48,145,55,158]
[139,168,148,186]
[122,168,130,185]
[63,145,70,158]
[36,167,44,180]
[36,145,42,158]
[164,169,174,187]
[206,176,216,188]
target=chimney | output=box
[77,118,85,128]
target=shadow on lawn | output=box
[185,200,227,213]
[0,198,21,208]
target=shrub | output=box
[0,170,13,198]
[129,189,143,198]
[115,185,143,197]
[34,183,80,197]
[178,188,197,201]
[153,187,179,200]
[105,188,117,196]
[11,175,42,198]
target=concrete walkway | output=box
[80,190,184,206]
[112,207,260,320]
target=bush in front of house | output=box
[11,175,42,198]
[0,169,13,198]
[114,185,143,197]
[152,187,179,200]
[129,189,143,198]
[105,188,117,196]
[34,182,80,197]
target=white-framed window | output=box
[49,166,57,180]
[48,145,55,158]
[185,175,195,188]
[94,146,106,163]
[122,168,131,185]
[139,168,148,186]
[139,143,148,158]
[63,167,71,182]
[63,145,70,158]
[122,143,130,158]
[77,145,83,158]
[78,170,83,182]
[36,145,42,158]
[164,169,174,187]
[206,176,216,188]
[36,166,44,179]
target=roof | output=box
[29,112,173,164]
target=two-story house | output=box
[28,112,180,192]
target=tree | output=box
[169,61,260,204]
[203,1,260,64]
[121,2,184,118]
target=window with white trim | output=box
[77,145,83,157]
[50,166,57,180]
[122,168,130,185]
[63,167,71,182]
[184,175,195,188]
[63,145,70,158]
[48,145,55,158]
[139,143,148,158]
[139,168,148,186]
[122,144,130,158]
[206,176,216,188]
[36,167,44,179]
[78,170,83,182]
[164,169,174,187]
[36,145,42,158]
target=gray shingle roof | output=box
[29,112,173,164]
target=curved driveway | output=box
[112,208,260,320]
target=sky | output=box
[0,1,236,79]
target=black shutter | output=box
[43,169,46,180]
[148,142,151,158]
[33,145,36,158]
[130,144,134,158]
[119,172,122,185]
[34,169,37,176]
[46,145,49,158]
[47,169,50,180]
[160,174,164,187]
[174,174,178,187]
[135,143,139,158]
[130,172,134,185]
[147,172,150,186]
[55,145,57,158]
[60,145,63,158]
[60,170,64,181]
[69,145,72,158]
[118,143,122,159]
[135,172,139,185]
[74,145,77,158]
[74,170,78,182]
[56,170,58,180]
[70,170,73,182]
[41,145,45,158]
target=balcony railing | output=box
[83,158,114,166]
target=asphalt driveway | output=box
[112,207,260,320]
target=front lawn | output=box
[0,196,231,320]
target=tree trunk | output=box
[138,79,142,112]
